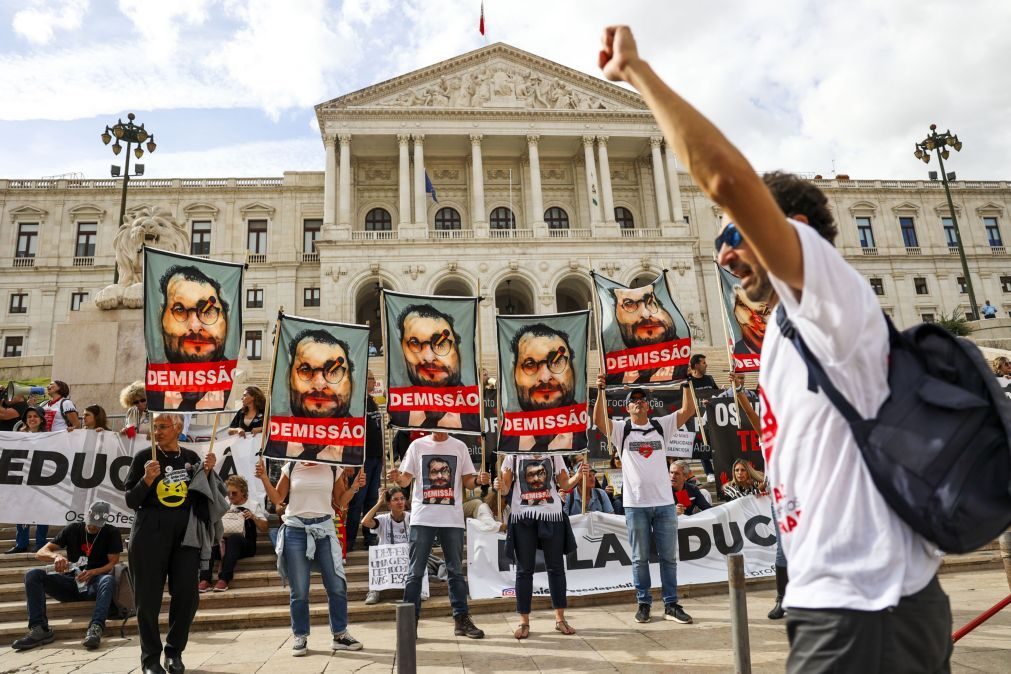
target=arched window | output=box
[615,207,635,229]
[490,207,515,230]
[364,208,392,231]
[434,207,462,230]
[544,207,569,230]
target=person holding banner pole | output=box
[8,407,49,554]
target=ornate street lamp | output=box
[102,113,157,282]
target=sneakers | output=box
[453,613,485,639]
[5,546,28,554]
[198,580,212,593]
[634,603,651,623]
[364,590,380,605]
[213,580,229,592]
[768,596,786,620]
[12,624,55,651]
[82,622,103,650]
[664,603,693,624]
[706,474,715,484]
[331,630,363,651]
[292,635,308,657]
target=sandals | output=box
[514,623,530,640]
[555,620,576,635]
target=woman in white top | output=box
[500,455,588,639]
[255,457,365,657]
[199,475,267,592]
[360,486,410,605]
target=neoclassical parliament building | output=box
[2,43,1009,385]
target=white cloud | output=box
[12,0,89,45]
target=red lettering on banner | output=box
[387,385,480,414]
[521,490,551,501]
[604,338,691,374]
[758,386,777,463]
[736,430,760,453]
[501,404,589,436]
[268,416,366,446]
[733,354,761,373]
[146,360,238,392]
[424,489,454,499]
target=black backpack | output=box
[618,418,665,454]
[776,305,1011,553]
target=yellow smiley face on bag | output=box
[157,479,188,507]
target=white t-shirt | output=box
[612,414,679,508]
[231,500,267,521]
[760,218,940,611]
[371,512,411,545]
[282,462,335,521]
[503,454,566,521]
[400,435,476,529]
[43,398,77,432]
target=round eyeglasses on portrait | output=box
[406,329,454,356]
[520,346,569,375]
[170,298,221,326]
[296,357,347,384]
[620,293,660,315]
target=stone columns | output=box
[650,137,671,226]
[527,135,545,236]
[597,136,615,223]
[413,134,426,226]
[582,136,601,225]
[338,134,352,230]
[470,134,486,229]
[322,134,337,239]
[663,142,688,235]
[398,134,411,226]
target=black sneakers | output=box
[82,622,103,649]
[768,595,786,620]
[13,624,55,650]
[453,613,485,639]
[664,603,693,624]
[634,603,651,623]
[331,630,363,651]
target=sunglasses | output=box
[715,222,744,253]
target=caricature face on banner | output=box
[497,311,589,455]
[717,265,771,373]
[263,314,369,467]
[517,457,555,505]
[593,271,691,387]
[144,248,244,412]
[384,292,481,434]
[421,454,457,505]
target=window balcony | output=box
[489,229,533,239]
[351,230,398,241]
[948,246,960,255]
[546,228,592,239]
[990,245,1007,255]
[429,229,474,240]
[72,256,94,267]
[248,253,268,264]
[620,228,663,239]
[904,246,922,256]
[302,252,320,263]
[11,257,35,268]
[860,247,878,256]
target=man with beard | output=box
[150,265,230,411]
[510,324,579,452]
[423,456,454,505]
[283,329,355,463]
[520,460,553,505]
[610,285,678,384]
[732,284,772,354]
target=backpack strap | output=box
[775,305,862,424]
[619,419,632,454]
[59,398,72,427]
[649,418,664,439]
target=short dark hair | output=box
[510,323,574,364]
[288,329,354,377]
[690,354,706,368]
[762,171,837,245]
[51,380,70,398]
[396,303,460,343]
[159,264,231,314]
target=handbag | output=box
[220,510,246,538]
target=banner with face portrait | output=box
[496,311,589,455]
[704,397,764,501]
[592,270,691,388]
[383,291,481,435]
[263,314,369,467]
[143,248,244,412]
[717,264,770,373]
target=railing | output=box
[68,179,117,189]
[948,247,961,255]
[429,229,474,240]
[3,177,284,189]
[72,256,94,267]
[620,228,663,239]
[237,177,282,187]
[248,253,268,264]
[905,246,922,256]
[489,229,533,239]
[12,257,35,268]
[860,246,878,256]
[991,246,1007,255]
[301,252,320,263]
[546,228,592,239]
[351,230,398,241]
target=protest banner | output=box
[143,247,244,412]
[264,313,369,466]
[0,432,265,527]
[496,311,590,455]
[704,396,764,500]
[368,543,429,597]
[716,264,769,373]
[466,495,775,599]
[591,270,691,388]
[383,291,481,434]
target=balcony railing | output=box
[12,257,35,268]
[489,229,533,239]
[991,245,1007,255]
[547,228,592,239]
[948,247,960,255]
[905,246,922,256]
[72,256,94,267]
[248,253,268,264]
[429,229,474,240]
[351,230,398,241]
[860,246,878,256]
[302,252,320,263]
[620,228,663,239]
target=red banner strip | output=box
[732,353,761,373]
[268,416,366,447]
[604,339,691,374]
[387,385,481,414]
[146,360,239,392]
[501,403,589,437]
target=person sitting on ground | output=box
[471,488,506,532]
[361,486,413,605]
[681,463,712,505]
[228,386,266,437]
[721,459,768,500]
[119,381,149,438]
[13,501,122,652]
[562,460,614,515]
[8,407,49,554]
[669,460,712,516]
[83,405,110,432]
[199,475,267,593]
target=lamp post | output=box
[102,112,156,282]
[913,124,977,320]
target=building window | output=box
[856,217,875,248]
[247,219,268,254]
[914,277,928,295]
[9,293,28,314]
[75,222,97,258]
[615,207,635,229]
[70,292,88,311]
[869,278,884,296]
[544,207,569,230]
[900,216,919,248]
[303,287,320,307]
[490,207,515,230]
[921,313,935,323]
[247,288,263,309]
[941,217,958,248]
[984,216,1003,247]
[434,208,461,230]
[1001,275,1011,293]
[245,331,262,360]
[16,223,38,258]
[303,219,322,252]
[957,276,967,294]
[3,337,23,358]
[191,221,211,255]
[365,208,392,231]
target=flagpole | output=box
[475,281,486,475]
[259,308,285,457]
[586,258,611,516]
[379,288,396,474]
[713,259,744,430]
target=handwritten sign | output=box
[368,543,429,597]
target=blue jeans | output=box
[345,456,382,548]
[25,568,115,628]
[625,505,679,606]
[404,525,468,619]
[283,519,348,636]
[16,524,49,550]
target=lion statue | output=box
[95,206,190,309]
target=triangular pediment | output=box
[316,43,647,115]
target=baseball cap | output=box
[625,388,650,406]
[87,501,111,526]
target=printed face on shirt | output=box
[288,337,352,418]
[523,462,547,490]
[519,458,554,505]
[428,457,452,488]
[401,310,462,388]
[613,286,677,348]
[421,454,457,505]
[161,274,228,363]
[513,332,575,411]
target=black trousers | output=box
[786,575,952,674]
[200,534,256,582]
[131,508,199,669]
[512,518,567,615]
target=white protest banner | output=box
[667,430,695,458]
[368,543,429,597]
[467,495,775,600]
[0,431,265,527]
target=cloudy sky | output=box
[1,0,1008,180]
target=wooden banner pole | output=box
[258,308,284,457]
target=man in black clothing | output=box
[670,460,713,516]
[124,413,216,674]
[345,370,385,550]
[0,392,29,432]
[13,501,123,652]
[682,354,718,482]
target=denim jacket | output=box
[274,515,345,586]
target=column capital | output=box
[582,135,596,147]
[397,133,411,144]
[323,133,337,146]
[649,136,664,149]
[338,133,352,145]
[412,133,425,142]
[526,134,540,145]
[596,135,609,147]
[470,133,483,144]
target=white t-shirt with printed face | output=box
[504,454,566,519]
[760,218,940,612]
[612,413,679,508]
[401,435,476,529]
